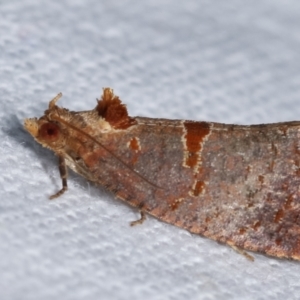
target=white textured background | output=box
[1,1,300,299]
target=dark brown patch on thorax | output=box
[96,88,136,129]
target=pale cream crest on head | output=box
[24,118,39,137]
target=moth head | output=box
[24,117,64,149]
[24,93,65,151]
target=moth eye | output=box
[39,122,60,142]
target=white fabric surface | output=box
[1,1,300,299]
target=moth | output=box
[24,88,300,260]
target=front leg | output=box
[50,155,68,199]
[130,211,146,226]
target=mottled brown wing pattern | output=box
[24,88,300,260]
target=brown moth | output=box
[24,88,300,260]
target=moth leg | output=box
[49,156,68,199]
[130,211,146,226]
[229,244,254,261]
